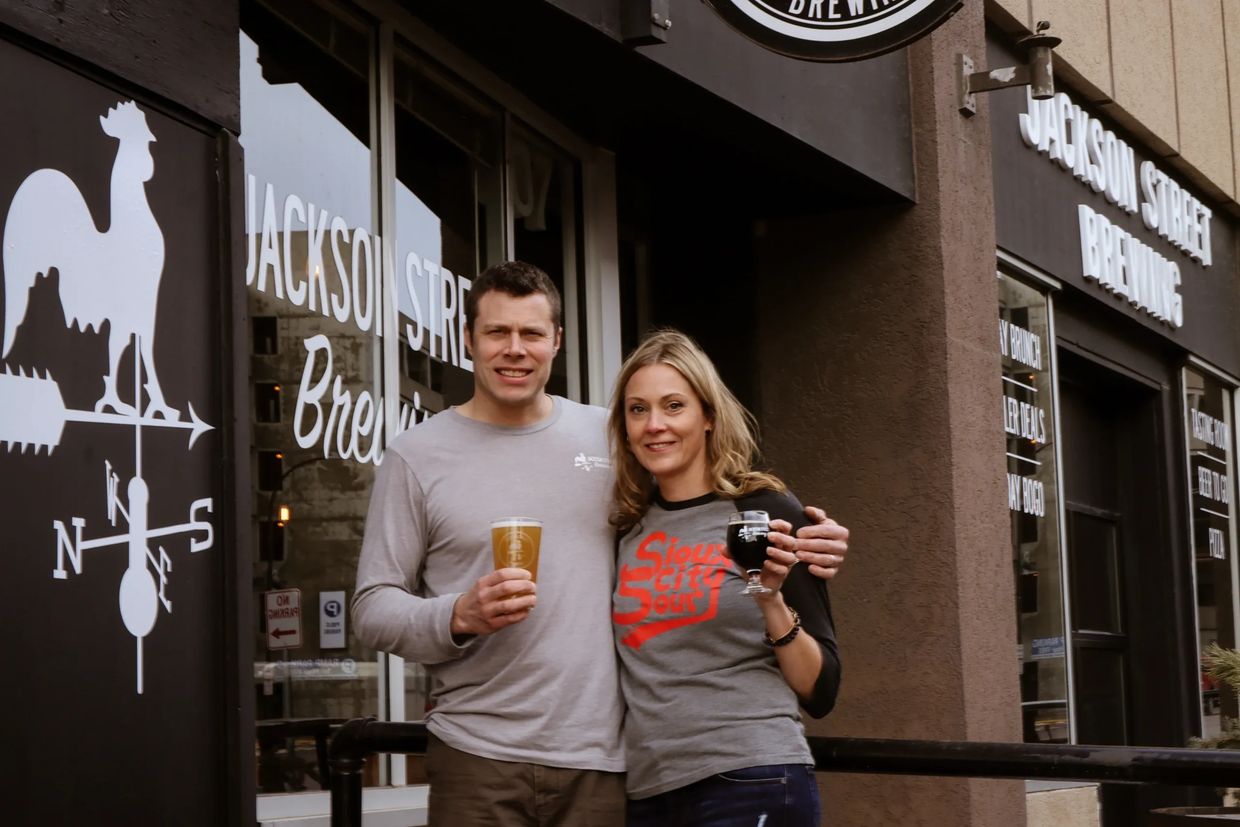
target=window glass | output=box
[999,273,1069,744]
[386,49,587,786]
[241,1,383,793]
[1068,511,1123,634]
[241,4,595,804]
[392,42,502,425]
[389,41,504,734]
[1073,645,1128,745]
[1183,366,1238,742]
[510,124,580,398]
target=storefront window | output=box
[999,273,1069,743]
[241,0,383,794]
[387,51,585,779]
[1183,366,1239,740]
[388,43,503,782]
[241,1,596,810]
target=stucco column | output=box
[754,6,1025,826]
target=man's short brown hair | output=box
[465,261,562,330]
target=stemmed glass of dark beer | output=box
[727,510,772,597]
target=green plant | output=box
[1191,643,1240,751]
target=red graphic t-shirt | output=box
[613,529,731,649]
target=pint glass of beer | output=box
[490,518,542,581]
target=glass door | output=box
[1066,506,1129,745]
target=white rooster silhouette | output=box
[2,100,178,420]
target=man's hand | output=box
[794,506,849,580]
[724,519,801,594]
[758,518,800,593]
[450,569,537,638]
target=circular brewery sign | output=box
[702,0,963,62]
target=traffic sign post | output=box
[265,588,302,650]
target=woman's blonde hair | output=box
[608,329,784,532]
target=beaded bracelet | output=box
[764,606,801,647]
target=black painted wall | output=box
[402,0,915,208]
[0,24,244,827]
[543,0,915,198]
[0,0,239,133]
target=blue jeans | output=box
[627,764,821,827]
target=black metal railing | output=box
[326,718,1240,827]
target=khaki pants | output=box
[425,733,626,827]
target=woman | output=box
[608,329,841,826]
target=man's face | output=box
[465,290,562,419]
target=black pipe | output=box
[327,718,373,827]
[328,719,433,827]
[326,719,1240,826]
[810,737,1240,788]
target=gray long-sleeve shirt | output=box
[352,397,625,772]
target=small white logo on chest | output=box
[574,453,610,471]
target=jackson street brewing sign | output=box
[701,0,962,62]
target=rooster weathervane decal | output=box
[0,100,215,695]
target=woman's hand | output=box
[753,526,824,701]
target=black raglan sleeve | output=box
[737,488,842,719]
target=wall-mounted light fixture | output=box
[957,21,1061,116]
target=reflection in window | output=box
[392,40,503,424]
[1022,702,1069,744]
[1000,273,1069,743]
[255,382,282,423]
[511,125,580,399]
[259,519,285,563]
[253,315,278,355]
[241,3,594,803]
[242,0,382,794]
[1183,367,1238,742]
[257,450,283,492]
[403,342,430,386]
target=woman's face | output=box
[623,363,712,497]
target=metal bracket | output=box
[622,0,672,46]
[957,22,1061,116]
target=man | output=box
[353,261,849,825]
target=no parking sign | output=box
[265,588,301,650]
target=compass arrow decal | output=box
[0,367,213,451]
